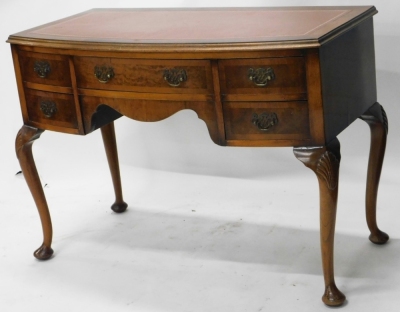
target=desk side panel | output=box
[320,17,377,143]
[11,45,29,124]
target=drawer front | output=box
[223,102,310,141]
[25,89,78,130]
[19,51,71,87]
[219,57,306,101]
[74,57,213,94]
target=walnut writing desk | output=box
[8,7,388,306]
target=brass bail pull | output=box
[248,67,275,87]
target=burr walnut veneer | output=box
[8,7,388,307]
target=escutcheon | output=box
[94,65,115,83]
[40,100,57,118]
[163,68,187,87]
[34,60,51,78]
[248,67,275,86]
[252,112,278,131]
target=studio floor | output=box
[1,149,399,312]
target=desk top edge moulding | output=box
[7,6,377,50]
[8,6,389,307]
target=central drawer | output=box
[74,57,213,94]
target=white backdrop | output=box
[1,1,399,311]
[1,0,399,179]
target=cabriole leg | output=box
[294,138,346,306]
[100,121,128,213]
[359,103,389,244]
[16,125,53,260]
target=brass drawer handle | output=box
[94,65,115,83]
[248,67,275,87]
[34,60,51,78]
[163,68,187,87]
[40,100,57,118]
[252,112,278,131]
